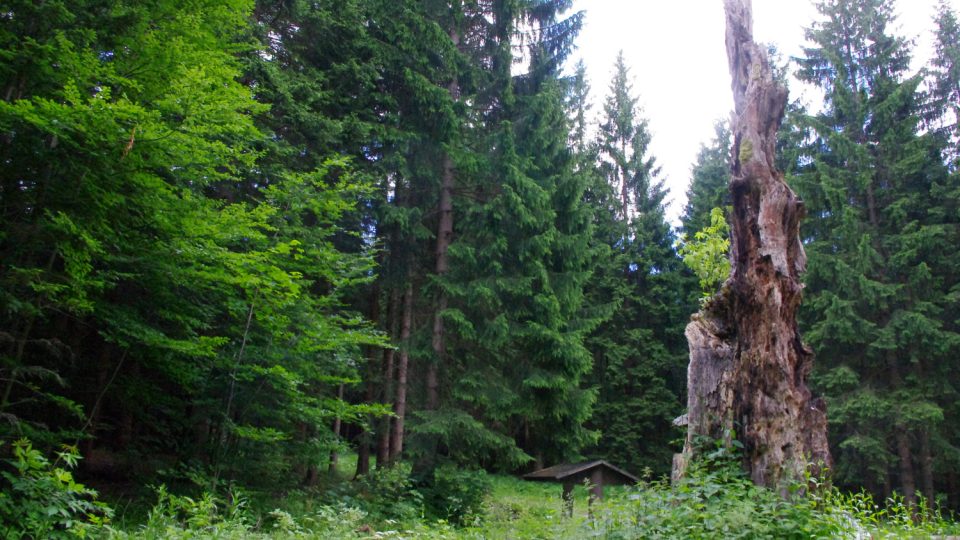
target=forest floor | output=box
[92,453,960,539]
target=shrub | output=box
[0,438,112,539]
[579,442,960,540]
[106,484,260,539]
[328,462,424,523]
[422,465,491,526]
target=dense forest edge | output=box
[1,0,959,537]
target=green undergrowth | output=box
[101,470,960,539]
[3,442,960,539]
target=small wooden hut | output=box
[523,460,638,516]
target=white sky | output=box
[569,0,960,223]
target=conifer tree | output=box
[407,0,598,470]
[567,61,593,156]
[794,0,960,510]
[682,121,732,236]
[598,52,654,220]
[584,55,691,476]
[929,1,960,167]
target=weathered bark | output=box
[561,482,574,518]
[292,425,307,478]
[677,0,830,492]
[882,469,892,501]
[389,283,414,461]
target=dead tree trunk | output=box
[677,0,830,492]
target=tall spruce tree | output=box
[794,0,960,510]
[583,55,691,476]
[598,52,650,220]
[407,0,599,470]
[929,1,960,167]
[927,0,960,507]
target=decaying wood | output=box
[676,0,830,492]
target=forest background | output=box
[1,0,959,531]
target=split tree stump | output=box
[675,0,830,493]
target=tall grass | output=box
[4,440,958,539]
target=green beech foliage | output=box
[0,0,380,490]
[679,207,732,298]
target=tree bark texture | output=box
[678,0,830,491]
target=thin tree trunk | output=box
[888,354,917,515]
[328,383,345,474]
[883,467,893,502]
[881,348,920,516]
[354,287,382,478]
[112,360,135,453]
[919,429,934,511]
[677,0,830,492]
[293,423,309,483]
[377,290,399,468]
[426,136,454,411]
[2,250,57,412]
[354,390,372,477]
[896,429,918,514]
[915,359,935,512]
[390,283,414,461]
[86,342,112,437]
[427,18,461,412]
[354,362,378,478]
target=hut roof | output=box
[523,460,638,484]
